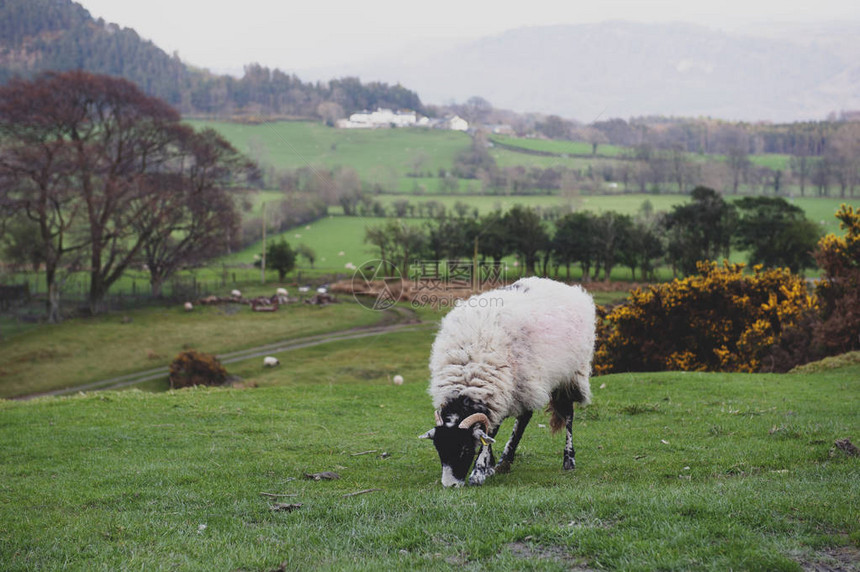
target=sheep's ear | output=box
[473,428,495,446]
[418,428,436,440]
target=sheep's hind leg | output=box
[563,406,576,471]
[495,411,532,474]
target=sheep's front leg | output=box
[468,442,495,486]
[563,407,576,471]
[496,411,532,474]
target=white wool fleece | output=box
[429,277,595,428]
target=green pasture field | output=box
[0,302,382,399]
[489,135,626,157]
[1,323,857,570]
[490,148,603,171]
[219,215,429,272]
[749,154,791,171]
[490,134,791,170]
[186,120,470,184]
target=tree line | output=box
[445,130,860,198]
[364,187,822,282]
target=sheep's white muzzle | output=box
[440,465,464,488]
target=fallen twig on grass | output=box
[350,450,377,456]
[269,503,302,512]
[342,489,381,498]
[259,492,299,498]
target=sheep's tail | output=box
[547,379,590,434]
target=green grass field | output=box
[1,319,857,570]
[0,301,382,398]
[489,135,626,157]
[186,120,470,186]
[220,215,429,272]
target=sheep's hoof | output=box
[495,459,512,474]
[563,458,576,471]
[468,466,494,486]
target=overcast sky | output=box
[78,0,860,75]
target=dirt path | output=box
[13,308,434,400]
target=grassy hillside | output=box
[0,302,382,398]
[186,120,470,191]
[1,328,857,570]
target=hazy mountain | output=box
[336,21,860,123]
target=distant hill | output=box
[0,0,423,117]
[339,21,860,123]
[0,0,190,105]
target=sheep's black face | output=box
[431,426,477,487]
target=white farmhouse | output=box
[448,115,469,131]
[337,108,418,129]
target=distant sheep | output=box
[393,374,404,386]
[276,288,288,296]
[420,277,596,487]
[183,302,193,312]
[231,289,242,298]
[263,356,280,367]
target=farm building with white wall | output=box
[336,108,468,131]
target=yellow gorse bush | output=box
[595,261,818,374]
[813,204,860,354]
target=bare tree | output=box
[726,146,751,194]
[825,123,860,198]
[333,167,362,215]
[316,102,345,127]
[135,128,254,297]
[789,154,812,197]
[0,71,257,316]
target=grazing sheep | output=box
[183,302,193,312]
[276,288,288,296]
[420,277,596,487]
[316,286,328,295]
[263,356,280,367]
[393,374,404,385]
[231,289,242,298]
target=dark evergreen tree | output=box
[733,197,820,273]
[663,187,737,276]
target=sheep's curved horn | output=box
[459,413,491,430]
[434,410,443,426]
